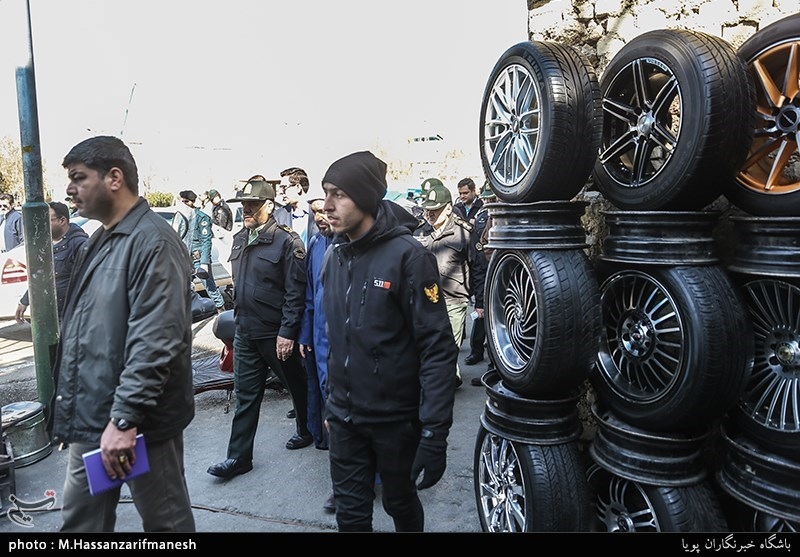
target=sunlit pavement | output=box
[0,316,488,533]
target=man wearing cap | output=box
[207,176,312,480]
[179,189,225,311]
[413,178,473,388]
[206,189,233,231]
[320,151,457,531]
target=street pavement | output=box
[0,315,491,534]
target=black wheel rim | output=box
[483,62,542,188]
[588,464,661,532]
[741,279,800,433]
[597,271,685,403]
[599,58,683,189]
[487,252,538,376]
[476,430,527,532]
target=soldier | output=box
[413,178,473,388]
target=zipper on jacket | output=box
[372,349,379,375]
[360,281,367,306]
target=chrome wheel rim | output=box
[741,280,800,432]
[477,431,527,532]
[597,271,685,403]
[738,38,800,196]
[487,252,538,377]
[483,62,542,187]
[599,58,683,188]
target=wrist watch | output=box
[110,417,136,431]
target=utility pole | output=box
[12,0,58,422]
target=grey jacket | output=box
[52,199,195,446]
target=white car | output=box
[0,242,31,319]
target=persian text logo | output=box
[6,490,57,528]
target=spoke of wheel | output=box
[631,139,653,186]
[765,140,796,190]
[615,477,659,530]
[632,59,650,108]
[782,42,800,100]
[752,57,785,109]
[651,75,679,117]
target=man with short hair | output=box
[275,167,311,242]
[0,192,24,252]
[15,201,88,322]
[321,151,457,531]
[452,177,483,223]
[207,175,312,480]
[179,189,225,310]
[53,135,195,532]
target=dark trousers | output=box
[470,316,485,358]
[227,333,309,461]
[304,352,328,449]
[328,419,424,532]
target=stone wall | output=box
[526,0,796,73]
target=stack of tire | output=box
[472,41,603,532]
[473,13,800,533]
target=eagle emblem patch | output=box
[423,282,439,304]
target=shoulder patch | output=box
[453,215,474,232]
[280,224,294,234]
[423,282,440,304]
[476,242,484,251]
[293,247,306,259]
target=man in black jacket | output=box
[320,151,457,531]
[207,176,312,480]
[54,135,195,532]
[15,201,88,322]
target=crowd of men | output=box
[4,135,495,533]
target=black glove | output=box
[410,437,448,490]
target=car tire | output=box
[592,264,753,431]
[725,13,800,216]
[485,249,601,397]
[593,29,755,210]
[479,41,602,203]
[588,462,729,532]
[474,425,590,532]
[729,277,800,459]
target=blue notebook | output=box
[81,434,150,496]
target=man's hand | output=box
[14,303,28,324]
[276,336,295,361]
[410,437,448,489]
[100,422,138,480]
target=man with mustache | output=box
[207,175,312,480]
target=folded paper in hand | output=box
[82,434,150,496]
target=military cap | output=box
[420,181,452,210]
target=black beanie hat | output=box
[321,151,388,217]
